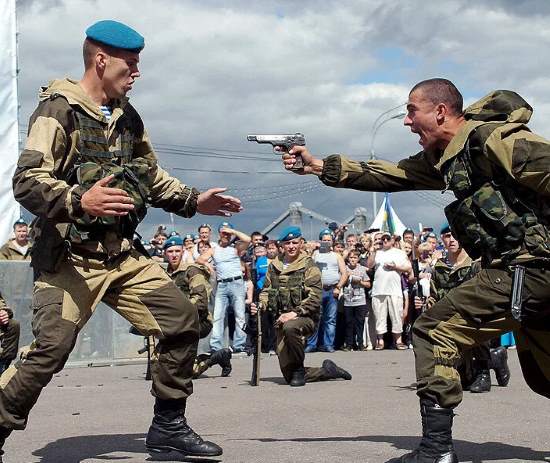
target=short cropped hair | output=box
[83,38,117,69]
[410,78,463,116]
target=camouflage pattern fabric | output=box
[316,89,550,407]
[0,240,31,261]
[259,252,321,323]
[259,252,331,383]
[13,78,200,271]
[170,263,213,338]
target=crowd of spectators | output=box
[0,218,516,362]
[141,220,463,356]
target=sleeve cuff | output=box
[69,185,87,219]
[180,187,200,218]
[320,154,343,187]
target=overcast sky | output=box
[16,0,550,240]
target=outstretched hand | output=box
[197,188,242,216]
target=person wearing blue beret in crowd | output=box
[251,226,352,387]
[2,19,244,461]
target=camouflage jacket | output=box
[321,91,550,267]
[0,239,31,261]
[13,78,200,270]
[427,254,480,309]
[168,261,212,338]
[259,252,321,323]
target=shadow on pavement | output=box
[32,433,222,463]
[235,435,550,462]
[256,376,288,385]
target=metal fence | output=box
[0,261,147,366]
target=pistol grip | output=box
[290,154,305,172]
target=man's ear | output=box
[96,50,108,71]
[436,103,447,124]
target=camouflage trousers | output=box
[413,266,550,408]
[0,250,199,430]
[276,317,329,383]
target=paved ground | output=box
[4,349,550,463]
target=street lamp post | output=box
[369,108,406,220]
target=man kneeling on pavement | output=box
[251,226,351,387]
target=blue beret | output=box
[440,222,451,235]
[86,20,144,52]
[278,226,302,242]
[13,218,28,227]
[319,228,333,240]
[218,221,234,232]
[164,236,183,249]
[183,233,194,242]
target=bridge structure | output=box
[261,202,370,239]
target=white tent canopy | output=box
[0,0,20,244]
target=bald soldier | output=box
[251,226,351,387]
[282,78,550,462]
[0,20,242,461]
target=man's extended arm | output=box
[284,146,445,192]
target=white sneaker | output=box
[366,344,373,351]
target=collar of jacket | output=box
[434,89,533,172]
[434,253,473,273]
[271,252,312,274]
[169,260,210,278]
[38,77,129,124]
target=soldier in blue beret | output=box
[278,225,302,242]
[3,18,245,461]
[164,235,184,250]
[251,226,351,387]
[86,19,145,52]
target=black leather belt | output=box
[323,284,336,291]
[217,275,243,283]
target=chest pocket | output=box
[268,268,306,314]
[442,143,524,263]
[76,112,134,163]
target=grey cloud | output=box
[15,0,550,239]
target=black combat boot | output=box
[289,367,306,387]
[469,370,491,393]
[146,399,222,457]
[490,347,510,387]
[388,401,458,463]
[322,359,352,380]
[210,348,232,377]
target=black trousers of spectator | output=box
[344,304,367,349]
[335,298,346,350]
